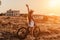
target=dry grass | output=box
[0,16,60,40]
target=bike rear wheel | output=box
[33,27,40,37]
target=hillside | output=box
[0,15,60,40]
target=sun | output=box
[49,0,57,8]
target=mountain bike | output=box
[16,22,40,40]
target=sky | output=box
[0,0,60,16]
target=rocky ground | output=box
[0,16,60,40]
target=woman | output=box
[26,4,35,36]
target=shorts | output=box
[28,20,34,27]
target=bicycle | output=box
[16,22,40,40]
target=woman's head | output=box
[29,10,34,14]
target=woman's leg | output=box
[29,27,34,36]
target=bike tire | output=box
[33,27,40,37]
[17,27,28,39]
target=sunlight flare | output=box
[49,0,57,8]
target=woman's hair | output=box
[29,10,34,14]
